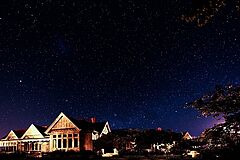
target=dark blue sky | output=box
[0,0,239,137]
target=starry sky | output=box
[0,0,239,137]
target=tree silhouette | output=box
[187,85,240,148]
[187,85,240,122]
[181,0,240,27]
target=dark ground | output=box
[0,153,228,160]
[0,153,188,160]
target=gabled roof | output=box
[92,122,107,133]
[45,112,110,134]
[68,117,91,130]
[1,130,16,140]
[45,112,81,134]
[68,116,110,133]
[182,131,192,140]
[68,117,108,132]
[21,124,47,139]
[1,129,27,140]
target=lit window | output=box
[53,139,56,148]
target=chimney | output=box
[90,117,96,123]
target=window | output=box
[74,138,78,147]
[58,134,61,138]
[74,134,78,137]
[63,139,67,148]
[35,143,38,150]
[39,144,41,151]
[53,135,56,138]
[58,139,61,148]
[53,139,56,148]
[63,134,67,138]
[32,143,34,151]
[68,139,72,148]
[68,134,72,137]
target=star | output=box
[0,0,238,138]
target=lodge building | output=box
[0,112,111,156]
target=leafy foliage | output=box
[182,0,240,27]
[187,85,240,123]
[94,129,182,153]
[188,85,240,150]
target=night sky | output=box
[0,0,239,137]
